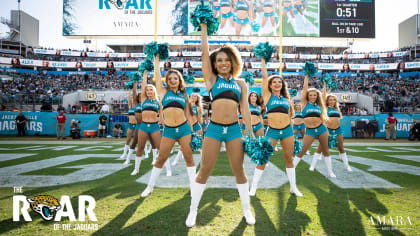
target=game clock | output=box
[320,0,375,38]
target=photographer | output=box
[70,119,81,139]
[112,122,122,138]
[98,113,108,137]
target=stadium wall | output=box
[1,112,419,139]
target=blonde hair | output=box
[146,84,159,101]
[294,103,302,112]
[210,43,242,79]
[326,94,342,118]
[306,88,327,121]
[190,93,203,116]
[165,69,186,93]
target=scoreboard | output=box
[320,0,375,38]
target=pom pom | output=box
[157,43,170,61]
[253,42,276,63]
[190,3,220,35]
[328,135,338,148]
[293,135,302,155]
[138,58,154,74]
[243,71,254,85]
[145,41,159,59]
[190,133,203,151]
[243,134,274,165]
[251,20,260,33]
[329,82,338,92]
[125,81,133,90]
[129,71,142,82]
[183,74,196,84]
[302,61,317,77]
[289,89,297,97]
[320,73,332,86]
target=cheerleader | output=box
[282,0,295,25]
[119,86,136,161]
[186,23,255,227]
[260,0,277,35]
[309,82,352,172]
[172,93,203,166]
[294,0,307,23]
[233,0,254,35]
[293,73,336,178]
[293,103,306,137]
[123,82,142,165]
[248,91,264,137]
[249,57,302,197]
[141,54,196,198]
[131,71,172,176]
[220,0,235,30]
[210,0,221,17]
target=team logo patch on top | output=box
[27,195,62,221]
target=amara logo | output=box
[99,0,152,10]
[369,215,413,226]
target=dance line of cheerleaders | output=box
[208,0,308,35]
[118,23,353,228]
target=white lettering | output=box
[13,195,32,221]
[55,196,76,221]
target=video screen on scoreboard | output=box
[63,0,374,38]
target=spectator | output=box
[98,114,108,137]
[56,110,66,139]
[57,104,66,113]
[385,113,397,140]
[409,120,420,141]
[15,111,27,136]
[100,102,110,113]
[360,108,368,115]
[70,119,81,139]
[113,122,122,138]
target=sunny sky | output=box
[0,0,418,53]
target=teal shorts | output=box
[306,123,328,138]
[222,12,233,18]
[139,122,160,134]
[266,125,294,141]
[205,121,243,142]
[234,16,250,25]
[135,123,142,130]
[293,123,306,131]
[128,123,136,130]
[264,11,275,17]
[252,123,264,134]
[162,121,192,140]
[193,122,202,132]
[328,127,343,136]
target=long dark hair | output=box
[267,75,290,99]
[248,91,263,106]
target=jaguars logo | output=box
[27,195,61,221]
[108,0,128,9]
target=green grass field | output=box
[0,138,419,235]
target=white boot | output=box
[143,145,150,159]
[186,182,206,227]
[141,167,163,197]
[131,156,142,175]
[340,153,353,172]
[123,149,134,165]
[186,166,196,186]
[120,144,129,159]
[309,152,321,171]
[237,182,256,225]
[286,168,303,197]
[293,157,301,168]
[318,152,323,160]
[249,168,264,196]
[172,150,183,166]
[152,149,158,160]
[323,156,336,178]
[164,159,172,176]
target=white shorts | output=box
[99,124,106,130]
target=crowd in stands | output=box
[1,67,418,114]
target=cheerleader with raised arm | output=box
[141,55,196,198]
[248,91,265,137]
[120,84,137,162]
[293,72,336,178]
[293,103,306,138]
[185,22,256,227]
[122,82,142,165]
[309,82,352,172]
[249,57,303,197]
[131,70,172,176]
[172,93,204,166]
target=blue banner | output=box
[1,112,419,138]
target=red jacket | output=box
[387,116,397,124]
